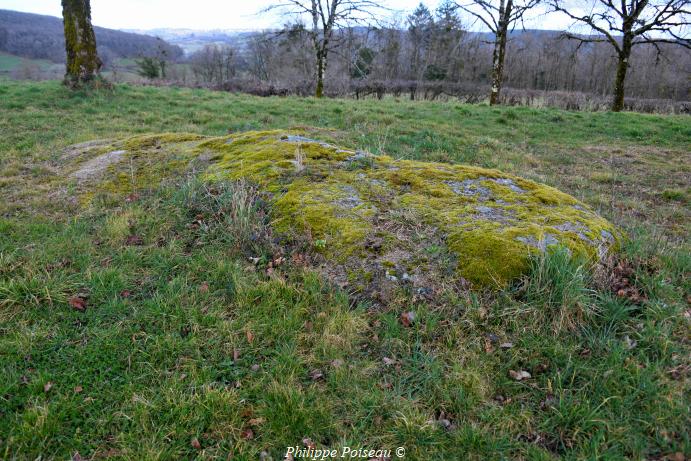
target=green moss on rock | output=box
[66,129,621,290]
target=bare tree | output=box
[61,0,101,86]
[548,0,691,111]
[457,0,541,104]
[267,0,384,97]
[190,44,237,84]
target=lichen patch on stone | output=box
[72,149,127,181]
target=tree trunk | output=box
[612,34,632,112]
[489,0,510,106]
[61,0,101,86]
[315,49,326,98]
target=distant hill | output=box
[0,9,183,66]
[125,28,259,55]
[127,26,569,57]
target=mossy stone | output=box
[70,129,621,290]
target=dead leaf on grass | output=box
[68,296,87,312]
[509,370,531,381]
[400,311,416,327]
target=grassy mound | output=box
[65,129,618,294]
[2,83,688,460]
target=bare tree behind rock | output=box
[267,0,384,97]
[457,0,541,105]
[548,0,690,111]
[61,0,101,86]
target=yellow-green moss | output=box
[122,133,205,151]
[69,129,621,289]
[75,134,207,204]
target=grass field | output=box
[0,80,689,460]
[0,53,150,83]
[0,53,63,80]
[0,53,24,72]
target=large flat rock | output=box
[66,130,620,291]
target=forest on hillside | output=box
[0,9,183,67]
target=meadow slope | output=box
[0,81,689,460]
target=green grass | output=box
[0,53,24,72]
[0,53,62,79]
[0,80,689,460]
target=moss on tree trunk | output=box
[62,0,101,86]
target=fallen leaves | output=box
[43,381,54,392]
[667,364,690,381]
[266,256,286,276]
[309,369,324,381]
[509,370,531,381]
[245,329,254,344]
[429,411,456,431]
[605,258,645,304]
[540,393,556,410]
[248,417,265,427]
[238,408,261,441]
[382,357,396,366]
[494,394,512,405]
[125,234,144,246]
[483,334,514,354]
[291,252,310,267]
[125,193,140,203]
[537,361,552,374]
[68,296,87,312]
[400,311,416,327]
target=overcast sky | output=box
[0,0,577,31]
